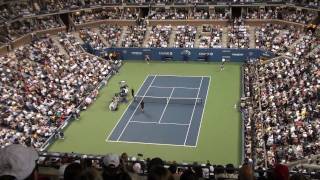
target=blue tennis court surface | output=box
[107,75,210,147]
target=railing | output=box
[240,65,245,165]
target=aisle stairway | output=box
[307,44,320,56]
[72,32,85,44]
[194,26,202,48]
[221,27,228,48]
[169,26,177,47]
[117,26,128,47]
[51,35,69,57]
[248,26,256,48]
[288,34,306,51]
[142,26,152,47]
[94,28,108,47]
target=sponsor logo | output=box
[232,53,244,56]
[181,50,191,56]
[131,52,143,55]
[159,52,173,55]
[198,52,213,56]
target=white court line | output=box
[195,76,211,147]
[149,74,210,78]
[158,88,174,123]
[106,139,196,148]
[106,75,152,141]
[150,85,199,90]
[116,75,157,141]
[184,76,203,145]
[130,121,189,126]
[136,95,200,100]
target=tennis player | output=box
[140,100,145,112]
[131,88,135,98]
[220,58,226,71]
[145,55,150,64]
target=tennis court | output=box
[107,74,210,147]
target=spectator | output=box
[64,163,83,180]
[180,169,197,180]
[148,157,164,172]
[290,173,308,180]
[148,166,174,180]
[78,168,103,180]
[0,144,39,180]
[122,25,146,47]
[174,26,197,48]
[238,164,255,180]
[273,164,289,180]
[102,153,131,180]
[146,25,172,48]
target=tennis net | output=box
[134,96,203,105]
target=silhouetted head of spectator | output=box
[120,152,129,165]
[148,166,173,180]
[257,167,265,178]
[64,162,83,180]
[168,164,177,174]
[180,169,198,180]
[192,165,203,179]
[102,154,131,180]
[0,144,39,180]
[148,157,164,172]
[239,164,255,180]
[78,167,103,180]
[226,164,235,174]
[289,173,308,180]
[273,164,289,180]
[214,165,225,175]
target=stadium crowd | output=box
[146,25,172,48]
[58,32,85,56]
[121,25,147,47]
[198,25,222,48]
[244,7,318,24]
[243,30,320,167]
[73,9,121,24]
[2,144,316,180]
[227,18,250,48]
[99,25,122,47]
[80,28,107,50]
[0,1,319,179]
[174,25,197,48]
[0,35,120,149]
[255,23,301,55]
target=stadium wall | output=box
[85,46,275,62]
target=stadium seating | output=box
[0,0,320,179]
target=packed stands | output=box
[0,35,120,149]
[99,25,122,47]
[174,25,197,48]
[227,18,250,48]
[121,25,147,47]
[0,1,319,179]
[198,25,222,48]
[146,25,172,48]
[80,28,107,50]
[255,24,301,54]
